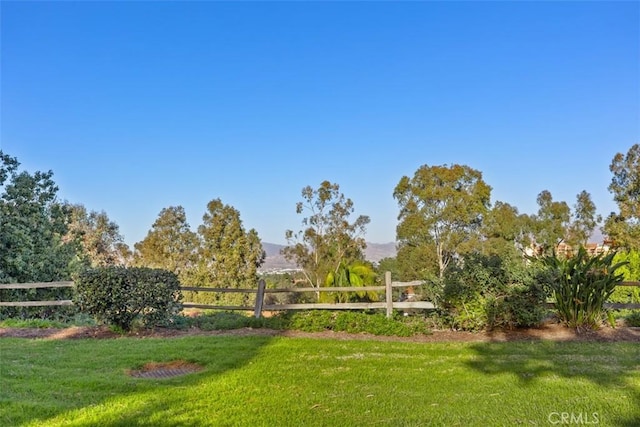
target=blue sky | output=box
[2,1,638,247]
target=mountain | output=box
[364,242,397,262]
[259,241,397,272]
[260,243,298,271]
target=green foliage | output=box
[283,181,370,288]
[480,201,532,259]
[178,311,267,331]
[0,151,76,285]
[604,143,640,249]
[566,190,602,248]
[539,247,627,330]
[531,190,571,255]
[0,152,81,319]
[607,250,640,323]
[441,254,548,331]
[185,199,265,307]
[65,204,129,268]
[624,311,640,326]
[272,310,431,336]
[0,286,77,321]
[394,164,492,278]
[75,267,183,331]
[133,206,198,275]
[322,261,379,303]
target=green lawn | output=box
[1,334,638,426]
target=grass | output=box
[1,335,638,426]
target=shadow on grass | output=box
[466,335,640,427]
[0,332,280,426]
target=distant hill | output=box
[260,241,397,272]
[364,242,397,262]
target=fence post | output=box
[385,271,393,318]
[254,279,266,318]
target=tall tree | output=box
[134,206,198,275]
[65,204,129,267]
[481,201,532,258]
[0,151,75,283]
[393,164,491,278]
[188,199,265,305]
[566,190,601,248]
[531,190,570,255]
[604,144,640,249]
[282,181,370,288]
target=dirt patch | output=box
[1,322,639,342]
[127,360,204,379]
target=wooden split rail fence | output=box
[2,276,639,318]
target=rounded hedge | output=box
[74,267,182,331]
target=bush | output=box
[75,267,182,331]
[185,311,267,331]
[539,247,626,330]
[440,254,548,331]
[624,311,640,327]
[271,310,431,336]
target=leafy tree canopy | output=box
[393,164,491,278]
[283,181,370,288]
[193,199,265,289]
[566,190,601,248]
[531,190,570,255]
[0,151,75,283]
[605,144,640,249]
[66,204,129,268]
[134,205,198,275]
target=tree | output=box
[480,201,532,258]
[283,181,370,288]
[566,190,601,248]
[0,151,75,284]
[604,144,640,249]
[393,164,492,278]
[134,206,198,275]
[188,199,265,305]
[531,190,570,255]
[65,204,129,267]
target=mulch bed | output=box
[1,322,639,342]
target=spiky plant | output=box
[541,246,627,330]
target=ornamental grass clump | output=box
[541,247,626,330]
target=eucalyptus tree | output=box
[393,164,492,278]
[531,190,571,255]
[604,144,640,249]
[481,201,532,258]
[134,206,198,275]
[566,190,601,248]
[283,181,370,288]
[65,204,129,267]
[188,199,265,305]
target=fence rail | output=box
[1,279,639,316]
[0,281,74,307]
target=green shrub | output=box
[539,247,627,330]
[441,254,548,331]
[624,311,640,327]
[271,310,430,336]
[189,311,267,330]
[75,267,182,331]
